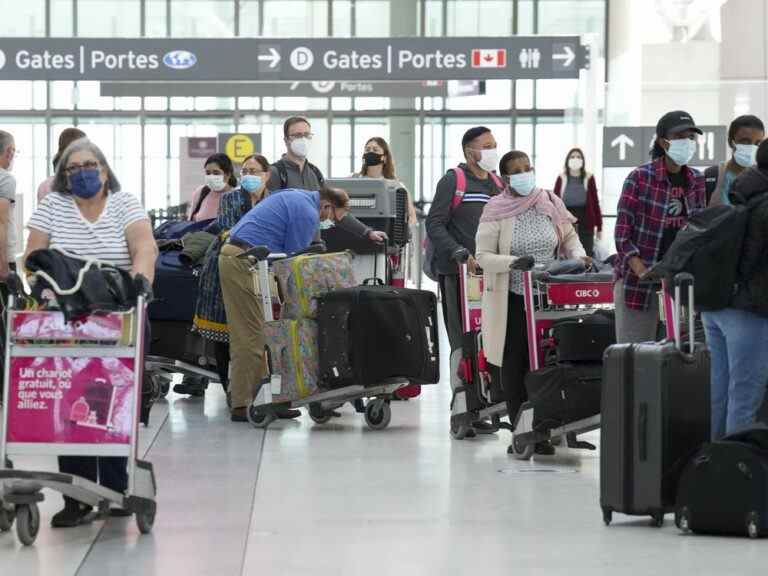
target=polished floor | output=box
[1,347,766,575]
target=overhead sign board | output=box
[0,37,587,81]
[603,126,727,168]
[99,80,468,98]
[216,133,261,165]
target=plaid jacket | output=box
[614,157,705,311]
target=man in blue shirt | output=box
[219,186,354,422]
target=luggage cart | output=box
[0,280,156,546]
[240,246,413,431]
[509,267,615,460]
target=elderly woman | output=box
[25,138,158,528]
[475,150,588,455]
[192,154,271,392]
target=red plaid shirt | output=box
[614,157,705,310]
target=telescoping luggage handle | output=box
[363,238,390,286]
[672,272,695,354]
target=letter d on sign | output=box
[290,47,314,72]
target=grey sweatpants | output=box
[614,279,659,344]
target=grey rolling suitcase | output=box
[600,273,710,526]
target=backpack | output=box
[650,203,750,310]
[154,217,215,241]
[423,167,505,281]
[275,159,325,190]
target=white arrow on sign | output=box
[553,45,575,68]
[258,47,281,69]
[611,134,635,161]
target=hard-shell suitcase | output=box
[675,427,768,538]
[264,318,320,402]
[524,362,602,430]
[550,312,615,363]
[600,274,710,527]
[272,251,356,320]
[317,285,439,389]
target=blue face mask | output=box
[506,171,536,196]
[734,143,758,168]
[665,138,697,167]
[241,175,263,192]
[69,169,103,199]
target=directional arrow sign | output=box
[611,134,635,161]
[553,45,575,68]
[257,47,281,69]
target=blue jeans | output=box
[702,308,768,440]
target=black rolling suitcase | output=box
[600,273,710,527]
[317,284,439,388]
[675,427,768,538]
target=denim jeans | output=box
[702,308,768,440]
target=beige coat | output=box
[475,214,586,366]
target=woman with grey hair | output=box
[24,137,158,528]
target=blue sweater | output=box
[230,189,319,254]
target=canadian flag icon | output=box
[471,49,507,68]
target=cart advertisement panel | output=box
[6,357,136,445]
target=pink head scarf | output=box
[480,186,577,244]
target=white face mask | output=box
[205,174,226,191]
[290,137,311,158]
[568,157,584,171]
[472,148,498,173]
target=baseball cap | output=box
[656,110,703,139]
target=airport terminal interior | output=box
[2,0,768,574]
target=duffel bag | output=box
[550,311,615,363]
[524,363,602,430]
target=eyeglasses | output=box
[64,161,99,174]
[288,133,313,141]
[241,168,266,176]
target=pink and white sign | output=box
[12,311,127,344]
[6,357,136,445]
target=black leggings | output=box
[488,292,530,423]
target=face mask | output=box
[290,137,310,158]
[241,175,263,192]
[507,171,536,196]
[665,138,697,167]
[734,143,758,168]
[205,174,226,191]
[319,219,335,231]
[568,157,584,171]
[69,169,103,199]
[473,148,498,173]
[363,151,384,167]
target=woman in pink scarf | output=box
[475,150,588,456]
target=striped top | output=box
[28,190,149,270]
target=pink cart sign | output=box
[11,311,127,344]
[6,356,136,445]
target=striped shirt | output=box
[28,190,149,270]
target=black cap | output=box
[656,110,703,139]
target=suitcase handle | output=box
[638,403,648,462]
[672,273,696,354]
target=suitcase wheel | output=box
[675,507,691,533]
[509,435,535,461]
[651,511,665,528]
[248,405,276,429]
[449,415,476,440]
[747,512,761,539]
[364,400,391,431]
[602,507,613,527]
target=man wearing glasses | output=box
[268,116,386,244]
[0,131,17,281]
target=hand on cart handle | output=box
[510,255,535,271]
[452,247,470,263]
[134,274,154,301]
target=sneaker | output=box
[173,382,206,397]
[109,506,133,518]
[276,409,302,420]
[51,499,93,528]
[230,407,248,422]
[471,420,498,435]
[534,441,556,456]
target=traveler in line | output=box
[553,147,603,257]
[0,131,17,281]
[267,116,386,244]
[219,186,352,423]
[703,139,768,439]
[188,153,238,222]
[37,127,87,203]
[191,154,271,396]
[706,115,765,207]
[476,150,587,455]
[355,136,417,226]
[613,110,705,344]
[25,138,157,527]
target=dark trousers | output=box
[58,456,128,495]
[488,292,530,424]
[438,274,463,353]
[214,341,230,390]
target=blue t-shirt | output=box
[230,189,320,254]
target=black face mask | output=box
[363,151,384,167]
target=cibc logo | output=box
[0,49,6,71]
[163,50,197,70]
[575,289,602,298]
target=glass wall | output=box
[0,0,607,226]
